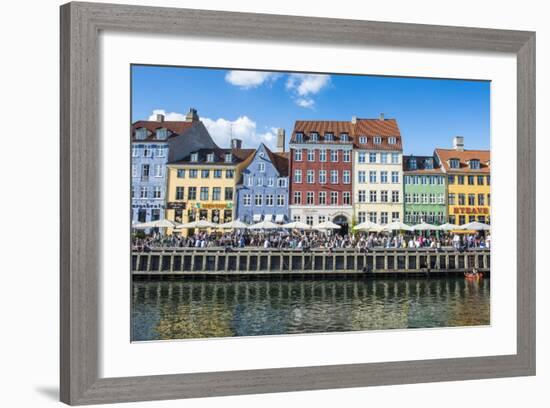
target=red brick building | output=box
[288,120,354,233]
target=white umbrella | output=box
[179,219,218,229]
[353,220,382,231]
[218,219,249,229]
[134,219,184,229]
[412,221,440,231]
[248,220,280,230]
[383,221,413,232]
[314,220,342,230]
[459,221,491,231]
[282,221,312,230]
[438,223,458,231]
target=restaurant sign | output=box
[453,207,489,215]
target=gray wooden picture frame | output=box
[60,2,536,405]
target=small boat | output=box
[464,270,483,280]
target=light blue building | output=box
[236,142,290,224]
[131,109,217,224]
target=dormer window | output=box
[295,132,304,142]
[374,136,382,144]
[156,128,169,140]
[207,153,215,162]
[224,153,232,163]
[424,158,433,169]
[388,137,397,145]
[449,158,460,169]
[310,132,319,142]
[325,133,334,141]
[409,159,417,170]
[135,128,148,140]
[358,136,367,144]
[469,159,480,169]
[340,133,349,142]
[191,152,199,162]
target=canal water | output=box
[131,277,490,341]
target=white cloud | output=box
[147,109,187,121]
[295,98,315,108]
[225,71,279,89]
[201,116,277,150]
[286,74,330,108]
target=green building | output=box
[403,155,446,225]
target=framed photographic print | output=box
[60,1,536,405]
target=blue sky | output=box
[132,65,490,155]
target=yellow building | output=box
[435,137,490,226]
[166,143,255,235]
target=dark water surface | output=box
[131,277,490,341]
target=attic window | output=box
[324,133,334,141]
[358,136,367,144]
[295,132,304,142]
[310,132,319,142]
[340,133,349,142]
[191,152,199,162]
[156,128,169,140]
[388,137,397,144]
[469,159,480,169]
[207,153,215,162]
[135,128,148,140]
[424,158,434,169]
[449,158,460,169]
[225,153,232,163]
[409,159,417,170]
[374,136,382,144]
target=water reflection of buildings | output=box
[131,278,490,341]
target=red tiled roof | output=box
[131,120,196,142]
[269,150,290,177]
[435,148,490,173]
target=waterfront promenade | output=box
[132,247,490,277]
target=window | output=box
[143,148,151,157]
[380,212,388,224]
[459,215,466,225]
[310,132,319,142]
[243,194,251,206]
[358,212,366,223]
[392,212,400,222]
[246,176,253,186]
[468,175,475,185]
[319,149,327,162]
[132,147,139,157]
[266,194,274,206]
[188,187,197,200]
[294,149,302,161]
[487,175,491,185]
[359,136,367,144]
[213,169,222,179]
[226,169,234,179]
[212,187,221,201]
[156,147,165,157]
[421,176,427,185]
[368,212,377,223]
[450,158,460,169]
[294,170,302,183]
[424,158,433,169]
[201,169,210,178]
[413,193,419,204]
[254,194,263,206]
[358,190,366,203]
[478,194,485,206]
[380,153,388,164]
[330,170,338,184]
[200,187,209,201]
[267,178,274,187]
[293,215,301,222]
[392,191,399,203]
[277,194,285,206]
[319,170,327,184]
[391,171,399,183]
[177,169,185,178]
[468,194,476,206]
[374,136,382,144]
[458,175,465,185]
[319,191,326,205]
[429,176,436,185]
[141,164,150,177]
[325,132,334,141]
[358,152,366,163]
[191,152,198,162]
[330,150,338,162]
[307,170,314,183]
[369,190,377,203]
[258,162,265,172]
[369,152,377,163]
[206,153,215,162]
[343,150,351,162]
[225,187,233,201]
[256,178,263,186]
[318,215,326,224]
[132,165,137,177]
[477,175,484,185]
[295,132,304,142]
[306,216,314,226]
[306,192,314,205]
[131,187,135,199]
[369,171,377,183]
[380,171,388,183]
[438,194,444,204]
[358,171,366,183]
[448,175,455,184]
[391,153,399,164]
[389,137,397,144]
[448,193,455,205]
[307,149,315,161]
[343,191,351,205]
[175,187,184,200]
[429,194,436,204]
[409,159,417,170]
[340,133,349,142]
[152,186,162,199]
[343,170,351,184]
[469,159,480,169]
[449,215,457,225]
[277,178,287,188]
[381,191,388,202]
[135,128,148,140]
[225,153,232,163]
[293,191,301,204]
[330,191,338,205]
[458,193,466,205]
[405,193,411,204]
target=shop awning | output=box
[253,214,262,222]
[275,214,285,223]
[264,214,273,222]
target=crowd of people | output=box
[132,230,491,252]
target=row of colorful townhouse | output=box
[131,110,490,236]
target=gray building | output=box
[131,108,217,225]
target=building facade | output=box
[165,140,255,235]
[131,109,217,224]
[403,155,446,225]
[435,137,491,225]
[235,142,290,224]
[353,116,404,226]
[288,121,354,234]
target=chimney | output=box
[156,113,165,122]
[277,128,285,152]
[231,139,242,149]
[185,108,199,122]
[453,136,464,151]
[351,116,357,124]
[379,113,385,121]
